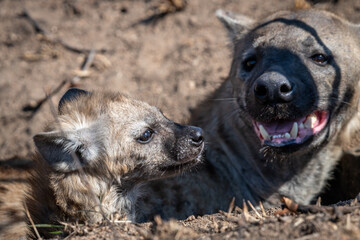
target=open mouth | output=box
[253,111,329,147]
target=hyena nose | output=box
[189,127,204,147]
[253,74,295,103]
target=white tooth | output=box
[299,123,304,129]
[310,116,317,128]
[284,133,291,139]
[304,114,317,129]
[259,125,270,140]
[290,122,298,138]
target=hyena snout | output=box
[175,125,204,162]
[188,126,204,147]
[253,72,295,104]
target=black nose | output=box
[189,126,204,147]
[253,73,295,103]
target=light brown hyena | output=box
[137,9,360,221]
[0,88,204,238]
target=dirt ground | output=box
[1,0,360,239]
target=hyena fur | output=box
[0,89,204,238]
[137,9,360,221]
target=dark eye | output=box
[311,54,328,65]
[243,57,257,72]
[137,129,154,144]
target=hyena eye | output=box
[311,54,328,65]
[137,129,154,144]
[242,57,257,72]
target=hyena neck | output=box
[276,143,342,204]
[27,156,140,232]
[49,174,139,223]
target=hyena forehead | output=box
[107,99,167,128]
[250,10,357,50]
[60,91,164,124]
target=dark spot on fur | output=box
[164,139,177,161]
[142,196,150,204]
[130,153,146,162]
[0,186,8,193]
[171,184,181,191]
[6,208,19,218]
[302,36,314,47]
[150,182,167,199]
[334,87,354,116]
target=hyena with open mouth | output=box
[138,9,360,220]
[0,89,204,238]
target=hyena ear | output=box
[340,81,360,156]
[33,129,101,172]
[340,111,360,156]
[216,9,255,43]
[58,88,91,113]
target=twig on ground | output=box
[247,200,262,219]
[71,49,96,85]
[242,201,249,222]
[20,9,108,54]
[154,215,163,226]
[135,0,186,26]
[22,80,67,117]
[113,220,132,224]
[316,197,321,207]
[227,197,235,217]
[259,201,267,217]
[22,50,96,117]
[25,203,42,240]
[274,208,291,216]
[282,197,360,215]
[351,196,358,206]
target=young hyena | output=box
[0,88,204,238]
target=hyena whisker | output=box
[209,98,237,102]
[204,108,240,134]
[317,97,360,113]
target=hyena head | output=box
[217,9,360,159]
[31,88,204,223]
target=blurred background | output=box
[0,0,359,163]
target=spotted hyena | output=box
[0,88,204,238]
[137,9,360,221]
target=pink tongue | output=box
[261,120,294,135]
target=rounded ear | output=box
[340,80,360,156]
[33,129,101,172]
[341,111,360,156]
[216,9,255,43]
[58,88,91,113]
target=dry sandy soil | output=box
[1,0,360,239]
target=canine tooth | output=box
[290,122,298,138]
[304,114,317,129]
[259,125,270,140]
[284,133,291,139]
[299,123,304,129]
